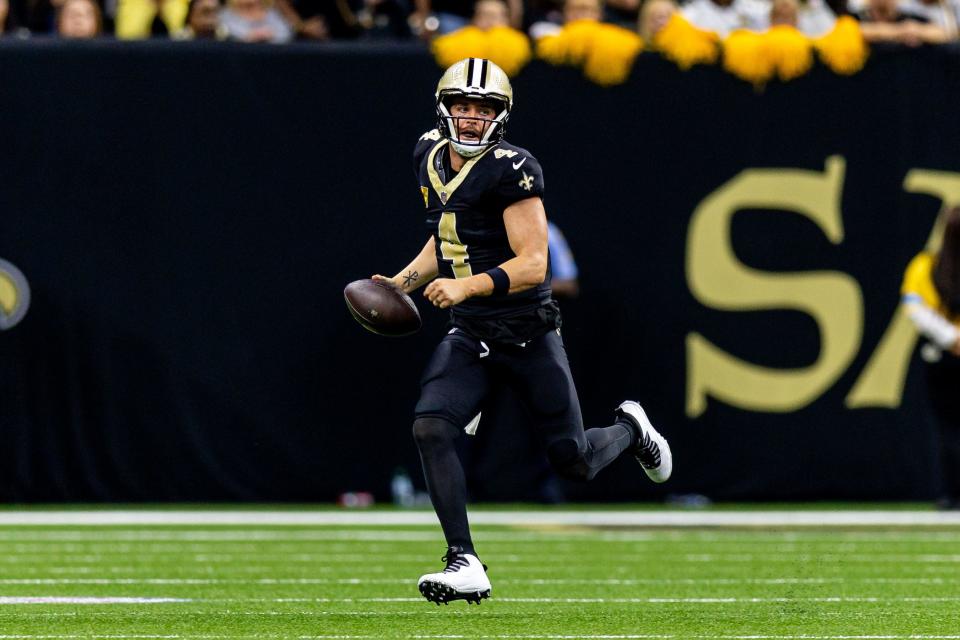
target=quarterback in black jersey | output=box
[372,58,673,606]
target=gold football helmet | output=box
[435,58,513,158]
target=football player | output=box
[372,58,672,605]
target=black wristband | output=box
[485,267,510,296]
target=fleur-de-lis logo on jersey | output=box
[519,171,534,192]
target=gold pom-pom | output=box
[765,25,813,81]
[536,20,643,86]
[536,32,567,65]
[813,15,868,75]
[560,19,602,64]
[432,26,532,77]
[583,24,644,85]
[723,29,775,86]
[653,13,720,70]
[432,26,489,70]
[484,26,533,77]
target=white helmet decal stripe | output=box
[468,58,487,89]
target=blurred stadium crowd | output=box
[0,0,953,47]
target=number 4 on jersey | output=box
[439,212,473,279]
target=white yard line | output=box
[0,511,959,526]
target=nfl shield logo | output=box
[440,191,448,204]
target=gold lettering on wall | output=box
[846,170,960,408]
[685,156,864,417]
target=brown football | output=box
[344,279,421,337]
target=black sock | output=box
[412,417,476,556]
[615,416,640,448]
[583,422,634,472]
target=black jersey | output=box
[413,129,559,344]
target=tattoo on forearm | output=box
[403,270,419,289]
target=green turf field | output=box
[1,511,960,638]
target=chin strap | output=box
[450,140,488,158]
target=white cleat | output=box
[417,547,492,605]
[616,400,673,483]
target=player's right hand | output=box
[424,277,470,309]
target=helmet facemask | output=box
[436,92,510,158]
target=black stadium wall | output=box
[0,41,956,502]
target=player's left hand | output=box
[424,278,469,309]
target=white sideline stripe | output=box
[3,636,960,640]
[343,597,960,604]
[0,532,451,542]
[0,577,860,585]
[5,554,960,566]
[4,531,960,542]
[2,576,947,586]
[0,611,424,616]
[5,596,960,606]
[0,577,947,585]
[1,510,960,526]
[221,596,960,603]
[0,597,190,605]
[6,552,960,561]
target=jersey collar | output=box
[426,140,494,205]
